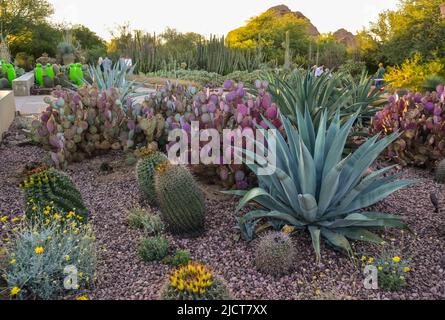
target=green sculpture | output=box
[6,64,16,84]
[69,63,76,84]
[35,64,44,87]
[75,63,84,85]
[45,63,55,80]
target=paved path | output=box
[15,95,49,115]
[14,88,155,115]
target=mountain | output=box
[267,5,320,37]
[333,28,358,48]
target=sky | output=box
[48,0,400,40]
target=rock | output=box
[333,28,359,48]
[267,5,320,37]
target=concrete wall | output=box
[0,91,16,141]
[12,71,35,97]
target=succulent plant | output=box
[254,232,296,276]
[31,86,168,168]
[136,150,168,203]
[436,159,445,184]
[160,262,231,300]
[154,161,205,236]
[228,109,415,262]
[19,168,89,222]
[138,236,170,262]
[164,250,192,267]
[372,85,445,167]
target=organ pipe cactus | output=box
[228,109,415,262]
[154,161,205,236]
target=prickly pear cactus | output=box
[136,149,168,203]
[436,159,445,184]
[154,161,205,236]
[19,168,89,222]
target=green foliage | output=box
[138,236,170,262]
[136,151,168,203]
[109,25,264,75]
[229,110,414,262]
[436,159,445,184]
[163,250,192,267]
[226,7,311,64]
[154,162,205,236]
[20,168,89,222]
[127,207,165,235]
[423,74,445,92]
[372,89,445,167]
[365,0,445,66]
[266,68,386,127]
[1,217,96,300]
[14,52,34,71]
[254,232,296,276]
[84,60,146,102]
[385,53,445,92]
[361,248,411,292]
[316,35,349,69]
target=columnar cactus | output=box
[154,161,205,235]
[19,168,89,222]
[136,149,168,203]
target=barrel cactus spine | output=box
[154,161,205,236]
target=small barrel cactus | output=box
[136,150,168,203]
[254,232,296,276]
[154,161,205,236]
[19,168,89,222]
[160,262,231,300]
[436,159,445,184]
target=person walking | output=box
[102,57,112,73]
[97,56,104,72]
[375,63,386,89]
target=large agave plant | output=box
[229,109,415,261]
[266,69,386,127]
[84,60,146,105]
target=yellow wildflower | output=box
[35,247,45,254]
[368,258,374,264]
[65,255,70,262]
[76,295,89,300]
[9,259,17,265]
[11,217,19,223]
[10,287,21,296]
[378,266,383,271]
[361,256,367,262]
[392,256,401,263]
[0,216,8,222]
[403,267,411,272]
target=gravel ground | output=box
[0,120,444,300]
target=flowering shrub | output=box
[372,85,445,167]
[0,206,96,300]
[361,253,411,291]
[160,262,231,300]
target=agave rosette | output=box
[230,108,415,261]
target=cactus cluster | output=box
[136,149,168,203]
[254,232,296,276]
[31,85,166,168]
[145,80,281,189]
[154,161,205,236]
[19,168,89,222]
[372,85,445,167]
[160,262,231,300]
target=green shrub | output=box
[163,250,192,267]
[1,217,96,300]
[138,236,170,262]
[254,232,296,276]
[127,207,165,236]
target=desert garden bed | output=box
[1,116,444,300]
